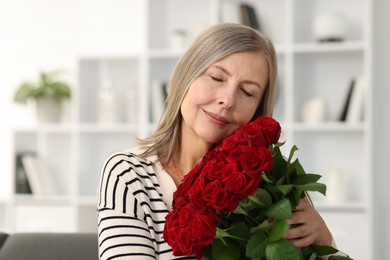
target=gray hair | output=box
[138,23,277,165]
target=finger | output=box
[286,211,306,225]
[284,223,311,240]
[289,233,316,248]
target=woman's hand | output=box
[284,196,333,248]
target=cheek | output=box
[180,84,204,120]
[183,80,214,107]
[235,99,260,124]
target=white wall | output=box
[0,0,146,198]
[373,0,390,259]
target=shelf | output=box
[293,41,366,53]
[315,202,367,213]
[78,123,141,133]
[148,49,183,59]
[290,122,366,132]
[13,194,73,205]
[13,124,74,134]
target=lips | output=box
[203,109,230,124]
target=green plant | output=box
[14,70,71,104]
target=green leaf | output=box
[295,183,327,196]
[215,227,248,241]
[14,70,71,104]
[311,244,339,256]
[287,145,298,163]
[266,198,292,219]
[246,231,268,258]
[265,239,300,260]
[212,238,241,260]
[228,222,251,241]
[261,171,273,184]
[293,173,322,185]
[289,158,306,176]
[233,204,248,215]
[250,219,269,234]
[252,188,273,208]
[271,146,288,180]
[267,220,290,242]
[276,184,293,195]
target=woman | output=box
[97,23,334,260]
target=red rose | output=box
[175,228,193,255]
[189,206,219,246]
[251,116,281,146]
[187,174,208,206]
[203,180,240,212]
[240,146,273,176]
[222,167,250,200]
[202,158,224,182]
[227,144,247,164]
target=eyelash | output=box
[211,76,223,82]
[241,88,253,97]
[211,75,254,97]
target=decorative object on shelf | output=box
[97,77,118,124]
[345,77,364,122]
[20,153,63,196]
[338,77,365,123]
[338,78,356,121]
[312,12,348,42]
[301,97,327,123]
[240,3,261,31]
[170,29,188,50]
[125,82,139,124]
[14,70,71,123]
[150,80,168,123]
[326,168,348,204]
[220,2,262,32]
[220,1,241,24]
[14,153,33,194]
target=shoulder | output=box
[97,147,163,207]
[99,147,165,184]
[101,148,150,177]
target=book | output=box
[240,3,261,31]
[14,153,32,194]
[345,77,365,122]
[21,154,62,196]
[150,80,168,123]
[338,78,356,121]
[220,1,241,24]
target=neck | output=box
[175,123,212,175]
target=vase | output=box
[312,12,348,42]
[36,97,62,123]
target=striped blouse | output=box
[97,148,196,260]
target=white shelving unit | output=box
[2,0,372,258]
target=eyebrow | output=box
[211,65,263,89]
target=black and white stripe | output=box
[97,151,196,260]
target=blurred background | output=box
[0,0,389,259]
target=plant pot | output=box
[36,97,62,123]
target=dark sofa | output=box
[0,232,98,260]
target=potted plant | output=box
[14,70,71,123]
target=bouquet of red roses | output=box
[163,116,350,260]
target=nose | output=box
[217,85,236,109]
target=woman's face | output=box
[181,51,269,146]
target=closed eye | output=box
[211,76,223,82]
[241,88,253,97]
